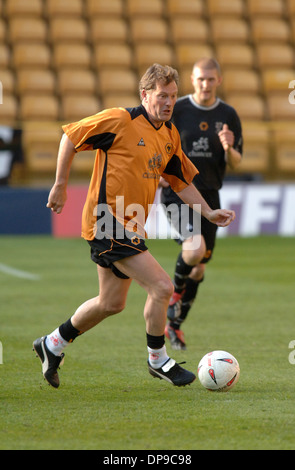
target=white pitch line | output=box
[0,263,41,281]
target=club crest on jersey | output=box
[165,143,173,154]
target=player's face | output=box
[191,67,222,106]
[142,81,178,127]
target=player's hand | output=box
[46,184,67,214]
[208,209,235,227]
[218,124,234,152]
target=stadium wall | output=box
[0,184,294,237]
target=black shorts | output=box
[161,188,220,263]
[87,235,148,279]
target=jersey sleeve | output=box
[62,108,126,153]
[162,125,199,193]
[229,108,243,155]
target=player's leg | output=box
[114,251,196,386]
[33,266,131,388]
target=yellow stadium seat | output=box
[211,18,249,43]
[12,43,51,69]
[0,44,10,68]
[251,18,290,43]
[94,44,133,69]
[170,18,209,44]
[22,122,61,173]
[232,122,270,174]
[262,69,295,93]
[20,94,60,121]
[17,69,56,95]
[90,18,128,44]
[61,95,101,122]
[216,44,255,70]
[53,44,92,69]
[175,44,215,68]
[221,70,261,95]
[266,93,295,120]
[225,94,266,120]
[207,0,245,17]
[177,67,194,95]
[0,70,15,95]
[272,124,295,172]
[49,18,88,43]
[103,94,140,109]
[9,17,47,43]
[5,0,43,17]
[286,0,295,16]
[166,0,204,17]
[130,18,168,43]
[0,95,18,125]
[98,69,138,95]
[57,69,97,95]
[86,0,124,17]
[133,44,174,75]
[256,44,295,69]
[247,0,284,17]
[126,0,163,17]
[45,0,83,17]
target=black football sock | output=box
[59,318,82,343]
[173,252,193,293]
[170,277,204,329]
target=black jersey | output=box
[169,95,243,191]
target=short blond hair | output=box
[139,63,179,97]
[193,58,221,76]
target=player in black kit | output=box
[161,58,243,350]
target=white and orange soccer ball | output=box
[197,350,240,392]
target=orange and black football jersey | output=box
[62,105,198,240]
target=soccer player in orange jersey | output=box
[33,64,235,388]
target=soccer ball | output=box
[197,350,240,392]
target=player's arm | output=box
[176,183,235,227]
[47,133,76,214]
[218,124,242,170]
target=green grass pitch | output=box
[0,235,295,450]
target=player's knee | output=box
[155,276,174,302]
[100,298,126,316]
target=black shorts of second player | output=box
[161,188,220,263]
[87,235,148,279]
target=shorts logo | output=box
[131,236,140,245]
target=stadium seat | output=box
[251,18,290,43]
[286,0,295,16]
[170,18,209,44]
[207,0,245,17]
[57,69,97,96]
[9,17,47,43]
[102,94,140,109]
[86,0,124,17]
[5,0,43,17]
[126,0,164,17]
[17,69,56,95]
[221,70,261,95]
[175,44,214,68]
[45,0,83,17]
[230,122,270,174]
[256,44,295,69]
[90,18,128,44]
[61,95,101,122]
[266,93,295,120]
[0,44,10,68]
[166,0,204,17]
[130,18,168,43]
[98,69,138,95]
[215,44,255,70]
[12,43,51,69]
[94,44,133,69]
[210,18,249,43]
[0,69,15,95]
[0,19,6,42]
[272,124,295,172]
[53,44,92,69]
[19,94,60,121]
[22,122,61,173]
[0,95,18,125]
[133,44,174,75]
[49,18,88,43]
[247,0,284,17]
[225,94,266,120]
[177,67,194,95]
[261,69,295,93]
